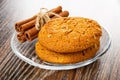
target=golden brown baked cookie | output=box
[35,41,100,64]
[38,17,102,53]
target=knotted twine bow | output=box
[35,8,62,30]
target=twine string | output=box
[35,8,62,30]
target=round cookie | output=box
[35,41,100,64]
[38,17,102,53]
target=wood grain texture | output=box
[0,0,120,80]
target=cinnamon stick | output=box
[15,15,37,32]
[17,33,26,42]
[52,11,69,18]
[48,6,62,18]
[20,20,36,32]
[25,27,38,41]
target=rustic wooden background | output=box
[0,0,120,80]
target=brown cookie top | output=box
[38,17,102,53]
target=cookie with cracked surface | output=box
[38,17,102,53]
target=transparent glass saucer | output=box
[11,27,111,70]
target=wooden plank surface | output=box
[0,0,120,80]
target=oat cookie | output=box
[38,17,102,53]
[35,41,100,64]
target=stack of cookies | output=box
[35,17,102,64]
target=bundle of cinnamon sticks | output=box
[15,6,69,43]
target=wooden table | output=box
[0,0,120,80]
